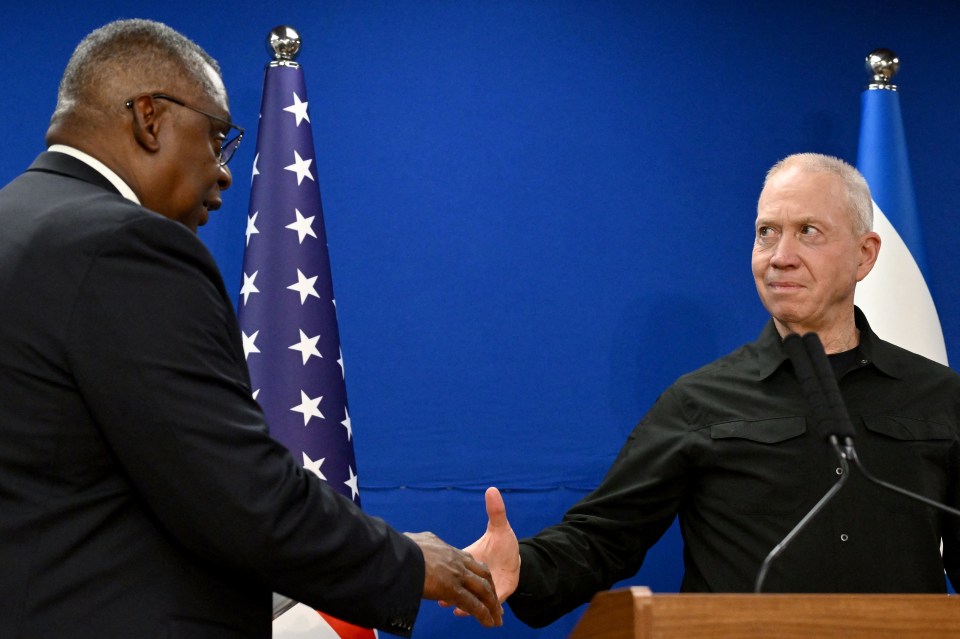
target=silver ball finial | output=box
[268,26,301,66]
[865,48,899,91]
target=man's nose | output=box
[218,163,233,192]
[769,234,800,268]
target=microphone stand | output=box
[802,333,960,519]
[754,434,850,593]
[843,442,960,518]
[756,332,960,593]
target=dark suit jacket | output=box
[0,152,423,638]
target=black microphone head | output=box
[801,332,828,360]
[782,332,804,358]
[801,332,856,440]
[783,333,813,381]
[782,332,830,434]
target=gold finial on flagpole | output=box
[866,48,898,91]
[268,25,301,68]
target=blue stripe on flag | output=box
[856,88,928,277]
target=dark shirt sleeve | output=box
[507,386,691,628]
[65,217,423,634]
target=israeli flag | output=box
[854,83,948,365]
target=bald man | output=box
[0,19,500,638]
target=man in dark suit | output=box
[0,19,501,638]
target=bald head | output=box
[49,19,223,137]
[762,153,874,236]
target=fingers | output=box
[452,562,503,627]
[484,486,509,530]
[460,551,502,625]
[412,531,503,627]
[463,548,494,581]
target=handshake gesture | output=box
[428,487,521,622]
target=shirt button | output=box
[840,533,849,542]
[835,467,843,475]
[860,359,868,365]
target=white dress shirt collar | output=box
[47,144,141,205]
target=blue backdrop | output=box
[3,2,959,638]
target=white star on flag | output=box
[240,271,259,305]
[287,269,320,304]
[283,92,311,126]
[284,150,315,185]
[302,452,326,480]
[337,347,345,379]
[245,211,260,246]
[291,390,324,425]
[286,208,318,243]
[289,329,322,365]
[341,407,352,440]
[344,466,359,501]
[241,330,260,360]
[252,389,260,400]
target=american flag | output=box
[237,45,376,639]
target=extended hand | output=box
[406,531,503,627]
[463,487,520,604]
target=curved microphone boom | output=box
[757,331,960,593]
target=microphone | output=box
[800,332,960,520]
[801,333,856,442]
[782,333,829,433]
[754,333,850,593]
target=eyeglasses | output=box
[125,93,244,166]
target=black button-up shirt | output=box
[510,309,960,628]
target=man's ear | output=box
[127,95,163,153]
[855,231,881,282]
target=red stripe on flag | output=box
[317,611,376,639]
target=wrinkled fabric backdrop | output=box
[3,2,959,637]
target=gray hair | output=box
[764,153,874,236]
[52,19,221,126]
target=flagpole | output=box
[263,24,303,622]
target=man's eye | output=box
[800,225,818,235]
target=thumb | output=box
[485,486,509,530]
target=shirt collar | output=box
[751,318,789,381]
[852,307,902,379]
[47,144,140,205]
[750,306,901,381]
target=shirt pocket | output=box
[861,415,955,514]
[707,417,809,515]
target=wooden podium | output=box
[568,587,960,639]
